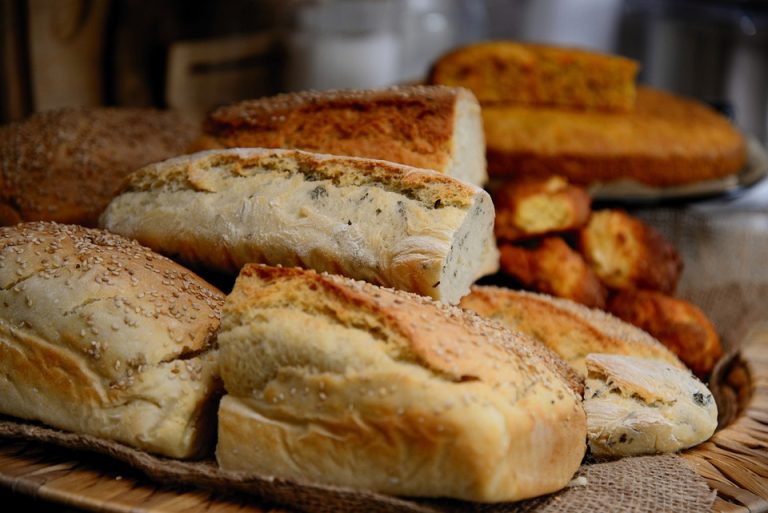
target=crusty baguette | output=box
[100,148,499,305]
[460,285,685,377]
[216,264,586,502]
[0,222,224,458]
[197,85,487,186]
[0,107,199,227]
[584,354,717,457]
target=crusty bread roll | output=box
[584,354,717,457]
[0,222,224,458]
[0,107,199,227]
[197,85,487,186]
[460,286,685,377]
[100,148,499,305]
[216,265,586,502]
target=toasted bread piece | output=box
[460,286,684,377]
[499,238,607,308]
[494,176,591,241]
[607,289,723,378]
[580,209,683,294]
[429,41,638,111]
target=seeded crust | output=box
[460,285,685,377]
[0,108,199,226]
[484,87,747,187]
[0,222,224,458]
[216,264,586,502]
[198,85,488,186]
[102,148,499,304]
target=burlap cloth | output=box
[4,206,768,513]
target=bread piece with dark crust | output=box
[215,264,586,502]
[198,85,487,186]
[429,41,639,111]
[483,87,747,187]
[460,285,684,377]
[579,209,683,294]
[607,289,723,378]
[0,108,199,227]
[493,176,591,241]
[499,238,607,308]
[0,222,224,458]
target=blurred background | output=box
[2,0,767,142]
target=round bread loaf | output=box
[0,222,224,458]
[0,108,199,227]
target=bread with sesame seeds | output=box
[196,85,488,187]
[0,222,224,458]
[100,148,499,305]
[0,107,199,227]
[215,264,586,502]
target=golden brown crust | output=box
[499,238,607,309]
[484,87,747,187]
[201,85,485,184]
[460,285,685,377]
[429,41,639,111]
[493,176,591,241]
[607,289,723,378]
[0,108,199,227]
[579,209,683,294]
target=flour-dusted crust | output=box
[0,222,224,458]
[101,148,499,304]
[198,85,487,186]
[215,264,586,502]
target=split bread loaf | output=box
[216,264,586,502]
[460,286,685,377]
[0,222,224,458]
[101,148,499,305]
[584,354,717,457]
[197,85,488,186]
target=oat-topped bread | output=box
[101,148,498,305]
[0,107,199,226]
[460,286,685,377]
[584,354,717,457]
[216,265,586,502]
[197,85,487,186]
[429,41,639,111]
[483,87,746,186]
[0,222,224,458]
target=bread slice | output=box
[101,148,499,304]
[584,354,717,457]
[460,286,685,377]
[197,85,487,186]
[216,264,586,502]
[0,107,199,227]
[0,222,224,458]
[429,41,639,111]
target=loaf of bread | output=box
[460,286,685,377]
[499,238,607,308]
[608,289,723,378]
[429,41,639,111]
[580,209,683,294]
[216,264,586,502]
[0,107,199,227]
[483,87,746,187]
[493,176,591,241]
[0,222,224,458]
[197,85,488,186]
[101,148,498,305]
[584,354,717,457]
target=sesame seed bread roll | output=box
[100,148,499,305]
[197,85,488,187]
[216,264,586,502]
[0,222,224,458]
